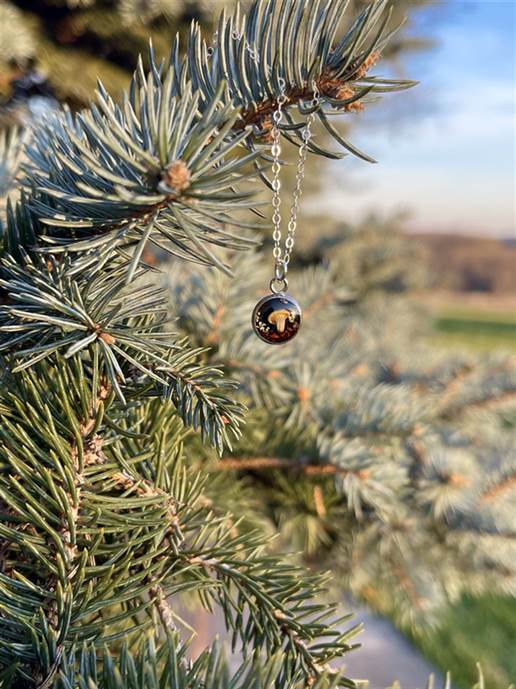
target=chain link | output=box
[270,83,319,280]
[207,28,259,63]
[206,27,319,288]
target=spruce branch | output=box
[0,251,244,451]
[2,0,414,285]
[179,0,415,158]
[62,631,349,689]
[480,475,516,503]
[174,528,360,688]
[163,247,516,621]
[216,456,371,480]
[19,79,261,273]
[0,358,195,677]
[4,0,498,683]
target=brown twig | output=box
[216,456,369,480]
[467,390,516,412]
[234,68,370,131]
[480,476,516,503]
[313,485,327,518]
[150,583,183,639]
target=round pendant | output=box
[252,292,302,344]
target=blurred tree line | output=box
[419,234,516,295]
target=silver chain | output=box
[207,28,319,294]
[270,79,319,292]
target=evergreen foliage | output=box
[0,0,431,108]
[0,1,514,686]
[0,2,447,687]
[162,233,516,624]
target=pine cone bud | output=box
[163,160,191,192]
[353,51,381,80]
[334,85,364,112]
[447,473,471,488]
[99,331,116,345]
[297,387,310,403]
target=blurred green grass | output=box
[432,305,516,351]
[407,595,516,689]
[414,301,516,688]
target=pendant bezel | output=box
[252,291,302,345]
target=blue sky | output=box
[315,1,515,237]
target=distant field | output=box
[412,293,516,688]
[425,294,516,351]
[407,595,516,689]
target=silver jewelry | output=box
[253,79,319,344]
[206,29,319,344]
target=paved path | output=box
[183,601,445,689]
[339,605,445,689]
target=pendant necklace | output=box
[252,78,320,345]
[207,29,318,345]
